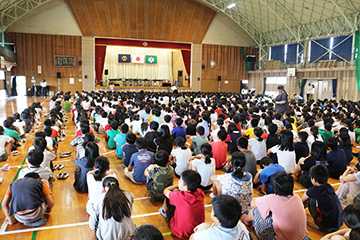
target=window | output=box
[266,76,287,85]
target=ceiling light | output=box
[227,3,236,9]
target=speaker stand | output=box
[58,78,60,92]
[218,81,221,93]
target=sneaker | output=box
[158,207,167,218]
[209,193,215,199]
[58,138,65,142]
[11,151,20,156]
[57,173,63,179]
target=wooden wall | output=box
[7,32,82,93]
[201,44,257,92]
[65,0,215,43]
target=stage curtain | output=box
[95,46,107,85]
[299,79,307,97]
[263,78,266,95]
[332,79,337,97]
[104,46,172,80]
[181,50,191,78]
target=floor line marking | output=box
[0,221,8,233]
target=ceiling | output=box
[198,0,360,46]
[1,0,360,46]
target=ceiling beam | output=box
[0,0,51,31]
[259,0,300,42]
[330,0,356,31]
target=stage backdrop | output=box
[103,46,173,81]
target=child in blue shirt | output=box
[114,123,129,159]
[171,118,186,141]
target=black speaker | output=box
[78,60,82,66]
[57,72,61,78]
[178,71,183,77]
[202,64,205,69]
[104,69,108,75]
[218,76,221,82]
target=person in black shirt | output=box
[301,165,343,232]
[266,124,279,150]
[135,90,145,103]
[144,121,159,152]
[294,131,309,163]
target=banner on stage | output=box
[118,54,131,63]
[145,55,157,64]
[132,55,145,63]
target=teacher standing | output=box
[40,79,47,97]
[274,85,289,115]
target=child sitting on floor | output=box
[210,152,253,216]
[144,150,174,201]
[301,165,343,233]
[121,132,138,168]
[159,170,205,239]
[2,172,54,227]
[190,195,250,240]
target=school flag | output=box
[132,55,145,63]
[118,54,131,63]
[145,55,157,64]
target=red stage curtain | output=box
[95,46,106,85]
[181,50,191,81]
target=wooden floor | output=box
[0,96,352,240]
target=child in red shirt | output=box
[159,170,205,238]
[210,129,228,169]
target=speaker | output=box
[104,69,108,75]
[178,71,183,77]
[78,60,82,66]
[218,76,221,82]
[57,72,61,78]
[202,64,205,69]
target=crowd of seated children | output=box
[5,90,360,238]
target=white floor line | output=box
[0,204,215,235]
[0,221,8,233]
[134,196,151,201]
[0,221,89,235]
[102,150,115,155]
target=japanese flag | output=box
[132,55,145,63]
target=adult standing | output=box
[306,83,312,100]
[310,84,316,100]
[274,85,289,115]
[135,90,145,103]
[40,79,47,97]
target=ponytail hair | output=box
[102,177,131,222]
[200,143,212,164]
[93,156,110,181]
[231,152,246,179]
[310,126,319,140]
[253,127,263,142]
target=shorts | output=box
[165,197,176,225]
[0,151,8,162]
[15,202,46,224]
